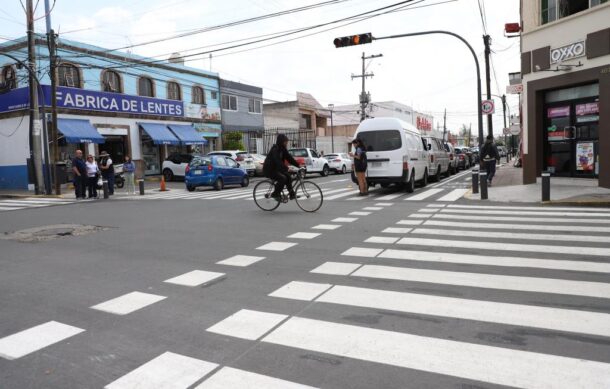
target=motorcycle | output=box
[114,163,125,188]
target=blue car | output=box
[185,155,250,191]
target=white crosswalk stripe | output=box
[0,197,82,212]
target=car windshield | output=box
[358,130,402,151]
[189,157,211,167]
[289,149,308,157]
[324,154,338,159]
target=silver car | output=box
[422,137,450,182]
[324,153,352,174]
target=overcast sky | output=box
[1,0,521,136]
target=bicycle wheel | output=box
[253,179,280,211]
[294,180,323,212]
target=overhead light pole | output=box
[327,104,334,153]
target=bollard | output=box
[102,180,109,199]
[472,168,479,194]
[542,172,551,202]
[506,153,510,164]
[138,179,145,195]
[480,172,488,200]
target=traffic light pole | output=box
[373,31,484,148]
[351,53,381,122]
[483,34,493,138]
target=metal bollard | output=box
[472,168,479,194]
[102,180,109,199]
[138,179,145,195]
[480,172,488,200]
[542,172,551,202]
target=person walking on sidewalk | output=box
[352,137,368,196]
[99,151,115,195]
[481,135,500,186]
[85,154,100,199]
[123,155,136,195]
[71,150,87,199]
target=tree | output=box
[223,131,244,150]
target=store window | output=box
[1,65,17,90]
[221,94,237,111]
[542,0,607,24]
[101,70,122,93]
[248,98,262,114]
[300,114,312,129]
[138,76,155,97]
[192,86,205,105]
[211,91,218,100]
[167,81,181,100]
[58,63,81,88]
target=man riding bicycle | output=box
[263,134,301,200]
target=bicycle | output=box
[253,167,323,212]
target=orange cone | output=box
[160,176,167,191]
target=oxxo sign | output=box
[550,41,585,64]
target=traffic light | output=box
[333,33,373,48]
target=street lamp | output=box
[328,103,335,153]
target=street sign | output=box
[481,100,495,114]
[506,84,523,94]
[510,124,521,135]
[503,128,510,135]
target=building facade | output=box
[520,0,610,188]
[0,36,222,189]
[219,79,264,153]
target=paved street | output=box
[1,172,610,388]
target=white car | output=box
[162,153,197,181]
[324,153,352,174]
[288,147,330,176]
[207,150,256,176]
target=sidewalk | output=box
[464,160,610,206]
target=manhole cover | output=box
[1,224,111,243]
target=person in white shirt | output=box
[85,155,100,198]
[99,151,115,195]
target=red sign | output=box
[547,106,570,118]
[576,102,598,116]
[416,116,432,131]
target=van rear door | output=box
[357,129,404,178]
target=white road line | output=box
[435,189,468,202]
[440,208,610,217]
[23,197,74,202]
[404,189,443,201]
[0,206,26,210]
[207,309,287,340]
[269,281,333,301]
[352,264,610,299]
[396,220,424,225]
[378,249,610,274]
[163,270,225,287]
[261,315,610,389]
[256,241,298,251]
[341,247,383,257]
[376,193,404,201]
[406,213,433,218]
[105,351,218,389]
[310,262,362,275]
[90,291,166,315]
[324,189,360,200]
[0,199,72,205]
[332,217,358,223]
[430,213,610,224]
[447,204,610,212]
[429,169,471,187]
[382,227,413,234]
[398,236,610,257]
[412,227,610,244]
[346,197,365,201]
[0,200,48,207]
[0,321,84,360]
[311,224,341,230]
[216,255,266,267]
[349,211,371,216]
[417,208,439,213]
[288,232,322,240]
[375,202,395,206]
[196,366,317,389]
[362,206,383,211]
[423,219,610,233]
[426,204,446,208]
[364,236,400,244]
[223,192,255,200]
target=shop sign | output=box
[547,106,570,118]
[506,84,523,94]
[576,142,594,171]
[547,124,563,141]
[550,41,585,64]
[416,116,432,131]
[185,104,221,121]
[576,102,598,116]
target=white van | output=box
[354,117,429,192]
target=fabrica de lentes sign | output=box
[550,41,585,64]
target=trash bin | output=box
[55,162,68,183]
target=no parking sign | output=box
[481,100,495,115]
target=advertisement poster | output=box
[576,142,594,171]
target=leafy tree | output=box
[223,132,244,150]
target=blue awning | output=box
[138,122,180,145]
[168,124,208,145]
[57,118,105,144]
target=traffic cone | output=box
[160,176,167,191]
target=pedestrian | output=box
[352,137,368,196]
[85,154,100,199]
[481,135,500,186]
[123,155,136,195]
[71,149,87,199]
[99,151,115,195]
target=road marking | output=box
[440,208,610,217]
[341,247,383,257]
[430,213,610,224]
[90,291,166,315]
[0,206,26,210]
[375,202,395,206]
[352,264,610,299]
[324,189,360,200]
[417,208,439,213]
[426,204,446,208]
[397,237,610,257]
[423,219,610,233]
[435,189,468,201]
[407,213,433,218]
[312,224,341,230]
[332,217,358,223]
[364,236,400,244]
[105,351,217,389]
[216,255,266,267]
[382,227,413,234]
[396,219,424,225]
[223,192,256,200]
[261,315,610,389]
[377,193,404,200]
[163,270,225,287]
[404,188,443,201]
[269,281,333,301]
[412,227,610,243]
[349,211,371,216]
[256,241,298,251]
[362,206,383,211]
[0,321,84,360]
[378,249,610,273]
[196,366,317,389]
[1,199,72,205]
[447,204,610,212]
[429,169,471,187]
[346,197,365,201]
[288,232,322,240]
[207,309,287,340]
[310,261,362,275]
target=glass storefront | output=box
[141,132,161,175]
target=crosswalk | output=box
[0,197,81,212]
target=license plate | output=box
[372,162,382,167]
[194,170,202,175]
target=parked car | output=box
[185,155,249,191]
[454,147,471,170]
[497,146,507,158]
[288,147,330,176]
[422,136,450,182]
[324,153,352,174]
[444,142,458,175]
[250,153,266,176]
[207,150,256,176]
[162,153,196,181]
[469,146,480,164]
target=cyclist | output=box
[263,134,301,200]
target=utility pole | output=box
[442,108,447,141]
[501,94,508,156]
[352,52,382,122]
[327,104,334,153]
[45,0,60,194]
[26,0,44,194]
[483,34,493,138]
[468,123,472,147]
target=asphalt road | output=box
[1,171,610,388]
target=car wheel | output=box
[241,176,250,187]
[186,184,195,192]
[341,165,346,174]
[162,169,174,182]
[421,169,428,187]
[213,178,224,191]
[406,170,415,193]
[321,165,329,177]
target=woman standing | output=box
[123,156,136,194]
[352,138,368,196]
[85,155,100,199]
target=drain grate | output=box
[1,224,111,243]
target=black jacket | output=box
[263,144,299,176]
[481,141,499,162]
